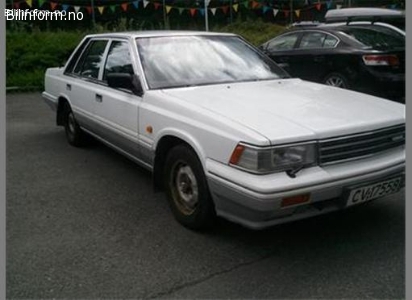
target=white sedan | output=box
[42,31,405,230]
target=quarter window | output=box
[64,38,90,74]
[74,40,108,79]
[103,41,134,81]
[323,34,339,48]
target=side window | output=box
[266,33,299,52]
[103,41,134,81]
[64,38,90,74]
[299,32,326,49]
[73,40,108,79]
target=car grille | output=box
[319,124,405,165]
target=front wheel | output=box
[323,72,349,89]
[164,145,216,230]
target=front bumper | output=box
[206,148,405,229]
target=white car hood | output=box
[162,79,405,144]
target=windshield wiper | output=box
[286,165,304,178]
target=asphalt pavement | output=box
[6,93,405,299]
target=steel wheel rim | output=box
[170,161,199,215]
[325,76,345,88]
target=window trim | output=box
[61,35,145,96]
[63,37,90,75]
[101,38,136,83]
[267,30,342,52]
[99,38,139,95]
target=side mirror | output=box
[106,73,144,97]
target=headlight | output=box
[229,142,317,174]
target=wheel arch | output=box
[323,57,360,85]
[323,71,351,89]
[152,131,206,192]
[56,94,72,126]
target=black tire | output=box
[164,145,216,230]
[323,72,350,89]
[63,103,86,147]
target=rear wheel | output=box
[164,145,216,230]
[63,103,86,147]
[323,72,349,89]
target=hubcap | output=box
[325,76,346,88]
[171,162,198,215]
[68,112,76,135]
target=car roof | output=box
[288,22,403,33]
[286,24,341,34]
[84,30,237,39]
[272,23,404,47]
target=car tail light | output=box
[362,55,399,66]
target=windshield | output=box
[136,35,289,89]
[339,26,405,49]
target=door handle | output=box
[95,94,103,103]
[66,84,71,91]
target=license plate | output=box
[346,176,403,207]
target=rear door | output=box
[291,31,341,81]
[67,39,109,131]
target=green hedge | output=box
[214,20,287,46]
[6,30,84,89]
[6,21,285,90]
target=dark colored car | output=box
[260,23,405,102]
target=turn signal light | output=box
[281,194,311,208]
[229,145,245,165]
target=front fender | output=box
[153,128,207,168]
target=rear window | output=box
[339,26,404,49]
